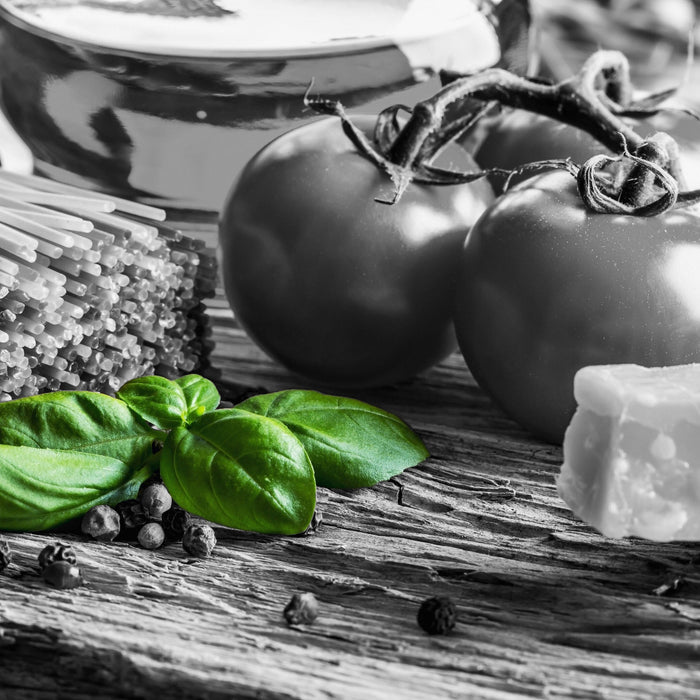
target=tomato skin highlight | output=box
[219,115,493,388]
[453,170,700,444]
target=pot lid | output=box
[0,0,500,70]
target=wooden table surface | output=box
[2,248,700,699]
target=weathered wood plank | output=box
[2,298,700,700]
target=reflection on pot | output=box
[0,0,533,216]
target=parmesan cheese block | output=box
[556,364,700,541]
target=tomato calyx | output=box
[304,86,506,204]
[573,133,683,216]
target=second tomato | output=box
[453,170,700,444]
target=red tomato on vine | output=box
[473,108,700,192]
[219,114,493,388]
[453,168,700,443]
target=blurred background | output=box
[0,0,698,190]
[534,0,699,88]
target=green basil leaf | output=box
[0,391,161,468]
[0,445,154,531]
[160,408,316,535]
[174,374,221,420]
[236,390,429,488]
[117,375,188,429]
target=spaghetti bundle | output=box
[0,169,217,400]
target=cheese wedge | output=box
[556,364,700,541]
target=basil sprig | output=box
[0,375,429,535]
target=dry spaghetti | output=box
[0,169,216,400]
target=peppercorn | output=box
[137,522,165,550]
[115,498,148,536]
[182,523,216,557]
[416,595,458,635]
[37,542,77,571]
[0,537,12,572]
[81,504,121,542]
[42,561,83,589]
[138,473,164,495]
[283,592,319,626]
[139,482,173,519]
[161,505,193,541]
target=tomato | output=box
[473,111,605,189]
[453,169,700,444]
[474,109,700,191]
[219,115,493,388]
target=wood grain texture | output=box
[2,290,700,700]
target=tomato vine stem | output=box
[391,51,643,169]
[307,49,700,214]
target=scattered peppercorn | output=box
[182,523,217,557]
[139,482,173,519]
[0,537,12,572]
[81,504,121,542]
[137,522,166,550]
[161,505,193,541]
[42,561,83,589]
[416,595,458,635]
[115,499,148,537]
[37,542,77,571]
[283,592,319,626]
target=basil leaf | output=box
[0,391,160,467]
[236,390,429,488]
[0,445,154,531]
[117,375,188,429]
[160,408,316,535]
[174,374,221,419]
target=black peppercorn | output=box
[38,542,77,571]
[138,473,164,494]
[137,522,165,550]
[182,523,216,557]
[417,595,457,635]
[0,537,12,572]
[42,561,83,589]
[139,482,173,519]
[161,505,193,541]
[283,592,319,626]
[81,504,121,542]
[115,499,148,536]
